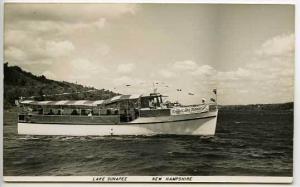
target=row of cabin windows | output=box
[29,108,129,116]
[21,96,164,116]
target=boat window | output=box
[38,108,43,115]
[149,99,154,108]
[81,109,87,116]
[92,109,99,116]
[71,109,79,115]
[141,97,150,108]
[19,115,25,121]
[154,97,161,107]
[134,108,139,118]
[141,96,161,109]
[100,109,107,115]
[63,109,73,115]
[48,109,54,115]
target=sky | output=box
[4,3,295,105]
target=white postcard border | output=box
[3,176,293,183]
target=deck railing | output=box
[18,114,120,124]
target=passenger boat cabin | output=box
[18,93,172,123]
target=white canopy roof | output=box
[19,94,143,107]
[19,100,104,107]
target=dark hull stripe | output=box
[19,115,217,126]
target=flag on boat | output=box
[213,89,217,94]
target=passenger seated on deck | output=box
[48,109,54,115]
[160,103,167,109]
[153,99,158,108]
[38,108,43,114]
[149,100,154,108]
[134,108,139,119]
[71,109,79,115]
[88,111,92,116]
[81,110,87,116]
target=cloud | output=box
[4,3,140,90]
[6,19,107,40]
[172,60,198,71]
[113,76,134,86]
[42,70,57,80]
[159,69,175,78]
[4,30,28,47]
[94,18,107,29]
[191,65,216,76]
[57,58,109,87]
[5,4,139,23]
[45,40,75,57]
[4,37,75,64]
[256,33,294,57]
[5,47,27,62]
[4,4,136,66]
[117,63,135,73]
[217,68,251,81]
[71,58,108,76]
[215,33,294,104]
[150,33,294,105]
[169,60,216,78]
[95,44,110,56]
[3,4,294,105]
[112,76,147,92]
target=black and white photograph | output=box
[2,2,295,183]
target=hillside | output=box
[4,63,118,109]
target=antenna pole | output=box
[215,89,218,109]
[152,82,155,93]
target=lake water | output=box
[3,109,293,176]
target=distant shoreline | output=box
[220,102,293,111]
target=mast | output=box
[213,88,217,109]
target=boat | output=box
[17,90,218,136]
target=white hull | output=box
[18,111,218,136]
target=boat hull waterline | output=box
[18,110,218,136]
